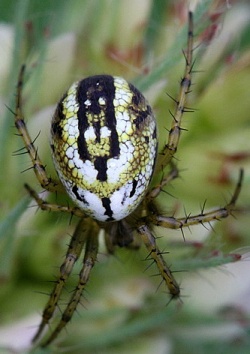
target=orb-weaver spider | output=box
[14,11,243,347]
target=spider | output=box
[13,12,243,347]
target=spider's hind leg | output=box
[147,162,179,201]
[156,12,194,173]
[15,65,62,193]
[25,183,85,218]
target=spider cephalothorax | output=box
[13,11,243,347]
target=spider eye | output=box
[51,75,157,222]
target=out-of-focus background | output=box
[0,0,250,353]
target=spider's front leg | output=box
[139,171,243,299]
[15,65,62,193]
[137,222,180,297]
[41,219,99,347]
[32,217,98,346]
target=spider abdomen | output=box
[51,75,157,222]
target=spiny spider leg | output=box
[15,65,62,192]
[135,13,194,298]
[137,223,180,297]
[138,171,243,298]
[25,183,85,218]
[32,217,95,344]
[147,163,179,200]
[150,169,243,229]
[42,223,99,347]
[156,11,194,172]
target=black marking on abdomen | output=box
[51,99,65,139]
[72,185,88,205]
[129,179,138,197]
[94,157,108,181]
[102,197,114,221]
[77,75,121,162]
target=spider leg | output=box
[137,222,180,297]
[149,169,243,229]
[134,12,194,300]
[25,183,85,218]
[15,65,62,192]
[138,170,243,297]
[32,217,95,344]
[41,220,99,347]
[147,162,179,200]
[156,12,194,172]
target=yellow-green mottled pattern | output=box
[51,75,157,221]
